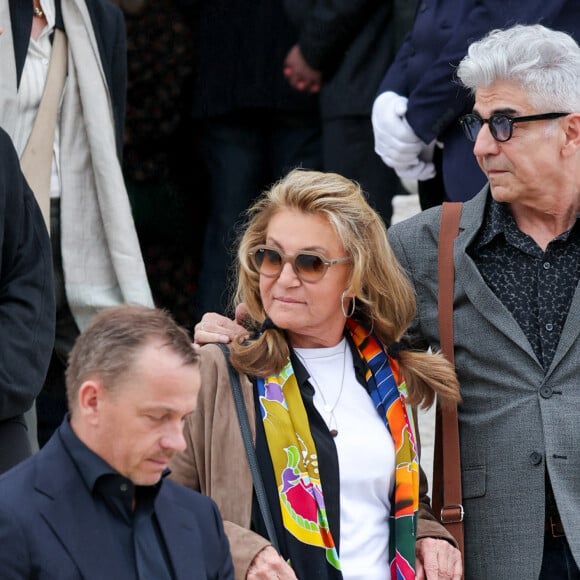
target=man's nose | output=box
[473,122,500,157]
[160,422,187,453]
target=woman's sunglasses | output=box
[248,245,351,282]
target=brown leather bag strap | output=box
[433,201,464,560]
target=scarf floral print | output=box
[256,319,419,578]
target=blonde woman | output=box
[172,169,461,579]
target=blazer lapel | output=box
[155,490,204,580]
[34,437,124,579]
[453,190,542,366]
[0,0,21,137]
[546,276,580,375]
[8,0,31,85]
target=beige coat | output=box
[170,344,455,579]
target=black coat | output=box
[0,128,54,421]
[183,0,318,119]
[285,0,408,120]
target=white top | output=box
[14,0,61,198]
[295,340,395,579]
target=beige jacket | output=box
[169,344,455,579]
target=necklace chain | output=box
[33,4,44,18]
[297,340,347,437]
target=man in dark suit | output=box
[184,0,322,323]
[0,304,233,579]
[281,0,414,227]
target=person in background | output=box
[172,169,462,579]
[281,0,416,226]
[183,0,322,323]
[387,24,580,578]
[0,0,154,447]
[0,304,234,579]
[372,0,580,209]
[0,127,54,473]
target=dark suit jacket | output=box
[0,423,234,579]
[284,0,407,120]
[182,0,317,119]
[9,0,127,157]
[379,0,580,201]
[0,128,54,424]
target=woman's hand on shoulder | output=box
[193,304,250,347]
[415,537,462,579]
[246,546,297,579]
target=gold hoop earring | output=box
[341,291,356,318]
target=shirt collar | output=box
[59,415,168,497]
[472,197,513,250]
[59,415,119,492]
[475,196,580,250]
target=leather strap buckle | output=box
[440,504,464,524]
[547,516,565,538]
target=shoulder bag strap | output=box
[21,28,68,230]
[217,344,280,552]
[433,201,465,560]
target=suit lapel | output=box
[155,489,204,580]
[546,276,580,375]
[0,0,21,136]
[8,0,31,85]
[34,436,124,579]
[453,191,542,366]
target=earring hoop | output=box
[341,291,356,318]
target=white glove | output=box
[394,140,437,181]
[372,91,429,169]
[394,161,436,181]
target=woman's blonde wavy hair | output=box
[230,169,459,408]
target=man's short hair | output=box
[65,304,197,413]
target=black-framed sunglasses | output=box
[248,245,352,282]
[459,112,569,143]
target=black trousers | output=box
[540,532,580,579]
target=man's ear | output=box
[561,113,580,157]
[77,380,104,425]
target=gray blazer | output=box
[388,186,580,578]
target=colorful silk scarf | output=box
[257,363,340,570]
[256,319,419,578]
[346,319,419,579]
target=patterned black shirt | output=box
[468,198,580,371]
